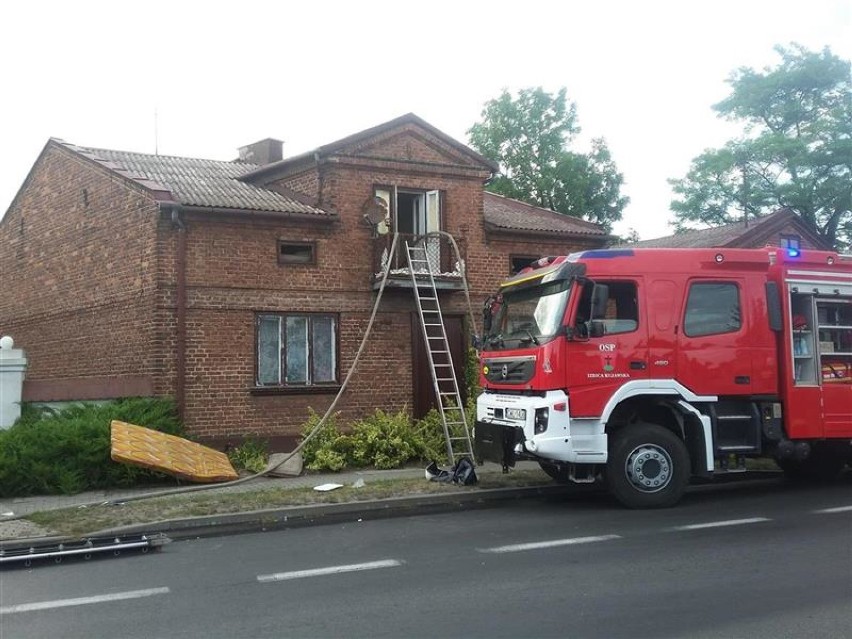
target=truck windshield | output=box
[485,280,571,349]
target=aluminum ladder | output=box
[405,239,475,466]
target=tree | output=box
[670,45,852,250]
[468,87,628,230]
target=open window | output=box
[375,186,442,266]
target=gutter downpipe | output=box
[168,204,187,421]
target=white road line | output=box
[257,559,403,583]
[0,587,170,615]
[674,517,771,531]
[813,505,852,514]
[478,534,622,554]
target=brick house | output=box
[627,208,831,251]
[0,113,609,448]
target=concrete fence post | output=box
[0,335,27,429]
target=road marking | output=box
[257,559,403,583]
[674,517,771,531]
[813,505,852,514]
[0,587,170,615]
[478,535,622,554]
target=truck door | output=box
[676,278,753,396]
[647,279,680,383]
[566,278,649,417]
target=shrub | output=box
[350,409,424,469]
[298,401,476,472]
[227,437,269,474]
[0,398,184,497]
[299,408,352,472]
[414,408,452,465]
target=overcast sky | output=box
[1,0,849,239]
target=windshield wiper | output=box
[518,329,539,345]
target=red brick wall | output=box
[0,145,160,400]
[167,142,602,441]
[277,169,319,200]
[1,132,606,444]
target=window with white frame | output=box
[256,314,337,387]
[375,186,441,265]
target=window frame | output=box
[253,312,340,394]
[683,281,742,338]
[509,255,540,275]
[780,234,801,255]
[578,279,640,336]
[277,240,317,266]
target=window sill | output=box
[250,385,342,396]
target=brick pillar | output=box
[0,336,27,429]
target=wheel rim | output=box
[624,444,673,493]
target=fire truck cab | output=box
[474,247,852,508]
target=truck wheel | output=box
[606,423,690,509]
[539,461,571,484]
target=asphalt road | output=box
[2,477,851,639]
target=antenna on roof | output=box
[154,107,159,156]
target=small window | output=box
[257,314,337,386]
[278,240,315,265]
[780,234,801,256]
[510,256,540,275]
[684,282,741,337]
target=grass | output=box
[24,469,555,538]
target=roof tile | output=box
[61,141,333,218]
[483,191,607,237]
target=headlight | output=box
[534,407,549,434]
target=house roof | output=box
[483,191,609,238]
[241,113,499,179]
[628,208,830,249]
[56,140,334,218]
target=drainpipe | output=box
[168,205,187,421]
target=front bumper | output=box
[474,420,525,469]
[475,390,608,465]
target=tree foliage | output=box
[670,45,852,249]
[468,87,628,230]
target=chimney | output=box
[238,138,284,165]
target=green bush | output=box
[0,398,184,497]
[227,437,269,474]
[298,403,476,471]
[351,409,424,469]
[299,408,352,472]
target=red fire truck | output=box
[474,247,852,508]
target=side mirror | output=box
[765,282,782,332]
[591,284,609,320]
[589,320,607,338]
[569,323,590,341]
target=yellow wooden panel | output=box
[110,421,238,483]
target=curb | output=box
[89,484,579,541]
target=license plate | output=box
[505,408,526,421]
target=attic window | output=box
[278,240,316,265]
[780,234,801,253]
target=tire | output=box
[606,423,691,509]
[539,461,571,484]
